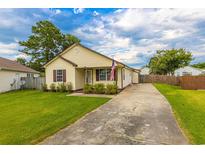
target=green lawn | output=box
[154,83,205,144]
[0,90,110,144]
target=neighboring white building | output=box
[140,67,150,75]
[174,66,205,76]
[0,57,40,93]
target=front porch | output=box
[75,67,122,90]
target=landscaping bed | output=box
[154,83,205,144]
[0,90,110,144]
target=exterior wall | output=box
[92,68,116,85]
[62,46,113,68]
[45,45,138,90]
[75,67,124,90]
[45,58,76,90]
[75,68,84,90]
[34,74,40,77]
[174,66,204,76]
[122,68,132,88]
[140,67,150,75]
[132,72,139,83]
[117,68,122,89]
[0,70,27,93]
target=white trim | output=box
[56,69,63,82]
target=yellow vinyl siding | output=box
[75,68,84,90]
[45,44,139,90]
[45,58,76,90]
[62,46,113,68]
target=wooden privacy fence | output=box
[140,75,180,86]
[23,77,45,90]
[179,76,205,90]
[140,75,205,90]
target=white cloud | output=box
[93,11,99,16]
[14,53,28,59]
[74,8,205,67]
[0,42,19,55]
[73,8,85,14]
[55,9,61,15]
[0,10,31,28]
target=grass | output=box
[154,83,205,144]
[0,90,110,144]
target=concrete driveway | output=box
[40,83,188,145]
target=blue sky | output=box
[0,8,205,68]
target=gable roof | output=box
[59,56,78,67]
[44,43,135,71]
[0,57,39,74]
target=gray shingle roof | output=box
[0,57,39,73]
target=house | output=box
[44,43,140,90]
[140,67,150,75]
[174,66,205,76]
[0,57,40,93]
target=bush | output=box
[93,83,105,94]
[66,82,72,93]
[41,83,48,92]
[105,83,118,94]
[50,83,56,92]
[59,83,67,92]
[56,84,61,92]
[83,84,93,94]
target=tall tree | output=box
[19,20,80,72]
[149,48,192,75]
[16,57,27,66]
[192,62,205,69]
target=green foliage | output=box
[83,84,93,94]
[66,82,73,93]
[56,84,61,92]
[19,20,80,72]
[50,83,56,92]
[105,83,118,94]
[54,83,71,93]
[93,83,105,94]
[192,62,205,69]
[149,48,192,75]
[16,58,27,66]
[59,83,67,92]
[41,83,48,92]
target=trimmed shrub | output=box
[50,83,56,92]
[93,83,105,94]
[41,83,48,92]
[59,83,67,92]
[105,83,118,94]
[56,84,61,92]
[66,82,72,93]
[83,84,93,94]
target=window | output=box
[27,73,34,77]
[56,70,63,82]
[96,69,112,81]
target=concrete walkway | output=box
[40,84,188,145]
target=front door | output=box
[85,70,93,84]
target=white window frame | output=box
[56,70,63,82]
[98,69,111,81]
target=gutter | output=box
[0,67,40,74]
